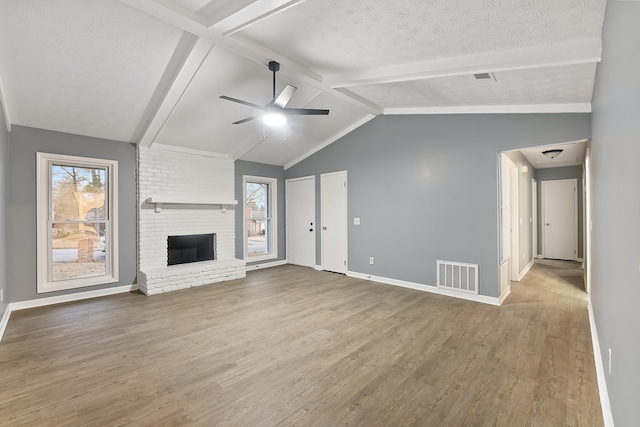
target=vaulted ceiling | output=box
[0,0,607,167]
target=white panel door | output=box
[286,176,315,267]
[542,179,577,260]
[321,171,347,274]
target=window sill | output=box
[38,275,119,294]
[246,254,278,263]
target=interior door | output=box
[286,176,315,267]
[321,171,347,274]
[542,179,577,260]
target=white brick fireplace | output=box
[137,147,245,295]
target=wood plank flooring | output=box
[0,262,603,426]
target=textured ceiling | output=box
[0,0,608,167]
[345,64,598,109]
[233,0,606,74]
[0,0,185,142]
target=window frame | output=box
[36,152,119,293]
[242,175,277,262]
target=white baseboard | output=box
[536,254,544,259]
[346,271,500,306]
[517,258,535,281]
[587,299,614,427]
[246,259,288,270]
[498,287,511,305]
[0,306,11,344]
[9,284,138,311]
[0,284,138,343]
[314,265,322,271]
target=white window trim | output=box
[243,175,277,262]
[36,152,119,293]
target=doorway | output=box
[542,179,578,261]
[286,176,316,268]
[320,171,347,274]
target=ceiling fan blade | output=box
[232,115,258,125]
[273,84,297,108]
[219,95,264,110]
[283,108,330,116]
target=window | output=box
[37,153,118,293]
[243,176,277,261]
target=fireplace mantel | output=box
[146,196,237,213]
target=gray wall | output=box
[7,126,137,302]
[591,2,640,425]
[535,166,584,258]
[0,102,8,318]
[286,113,590,297]
[234,160,286,265]
[504,150,537,275]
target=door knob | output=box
[322,226,327,230]
[546,223,550,226]
[309,229,313,232]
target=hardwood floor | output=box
[0,263,603,426]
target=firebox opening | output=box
[167,233,215,266]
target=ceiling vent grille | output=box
[473,72,495,81]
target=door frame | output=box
[285,175,316,267]
[509,162,519,281]
[541,178,578,261]
[320,170,348,273]
[532,178,538,260]
[498,153,517,300]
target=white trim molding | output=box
[245,259,287,270]
[243,175,278,262]
[347,271,500,306]
[517,258,535,281]
[587,300,615,427]
[0,306,11,343]
[36,153,119,293]
[498,287,511,305]
[0,74,10,132]
[0,284,138,343]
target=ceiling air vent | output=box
[473,72,496,81]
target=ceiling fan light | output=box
[542,149,563,159]
[263,112,286,126]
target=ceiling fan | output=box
[220,61,329,125]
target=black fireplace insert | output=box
[167,233,215,266]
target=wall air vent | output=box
[437,260,479,294]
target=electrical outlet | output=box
[0,288,3,302]
[608,348,612,375]
[369,257,374,265]
[353,217,360,225]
